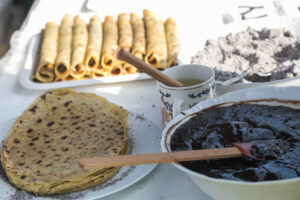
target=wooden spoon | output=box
[79,143,253,169]
[116,48,183,87]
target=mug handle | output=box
[173,98,185,118]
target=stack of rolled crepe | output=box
[1,89,129,195]
[32,10,180,83]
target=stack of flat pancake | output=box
[1,89,128,195]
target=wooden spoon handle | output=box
[116,48,183,87]
[79,147,241,169]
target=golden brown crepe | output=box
[123,63,138,74]
[93,67,109,78]
[35,22,59,83]
[54,14,73,79]
[1,89,129,195]
[130,12,146,61]
[119,12,144,74]
[101,16,118,69]
[109,62,124,76]
[165,18,180,67]
[85,15,103,72]
[118,13,133,51]
[70,16,88,79]
[143,9,168,70]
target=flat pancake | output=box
[1,89,128,195]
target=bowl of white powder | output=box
[191,17,300,94]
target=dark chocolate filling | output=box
[170,103,300,182]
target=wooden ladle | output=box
[79,143,254,169]
[116,48,183,87]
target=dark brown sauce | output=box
[170,103,300,182]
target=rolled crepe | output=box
[54,14,73,79]
[123,63,138,74]
[93,67,109,78]
[101,16,118,69]
[120,12,144,74]
[54,77,64,82]
[165,18,180,67]
[70,15,88,79]
[130,12,146,61]
[118,13,133,51]
[35,22,59,82]
[66,75,77,81]
[143,9,168,70]
[82,71,93,79]
[85,15,102,72]
[109,62,124,76]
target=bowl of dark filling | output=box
[161,86,300,200]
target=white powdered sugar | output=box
[191,27,300,82]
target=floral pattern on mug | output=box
[188,88,210,98]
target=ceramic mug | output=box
[157,64,215,125]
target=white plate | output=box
[18,10,186,90]
[0,113,161,200]
[18,33,154,90]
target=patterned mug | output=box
[157,64,215,126]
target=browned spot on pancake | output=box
[27,128,33,133]
[62,147,69,151]
[47,122,54,127]
[71,115,80,119]
[19,120,23,123]
[36,160,42,164]
[29,105,38,113]
[64,101,72,107]
[52,106,57,111]
[40,94,46,100]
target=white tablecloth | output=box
[0,0,299,199]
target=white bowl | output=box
[161,86,300,200]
